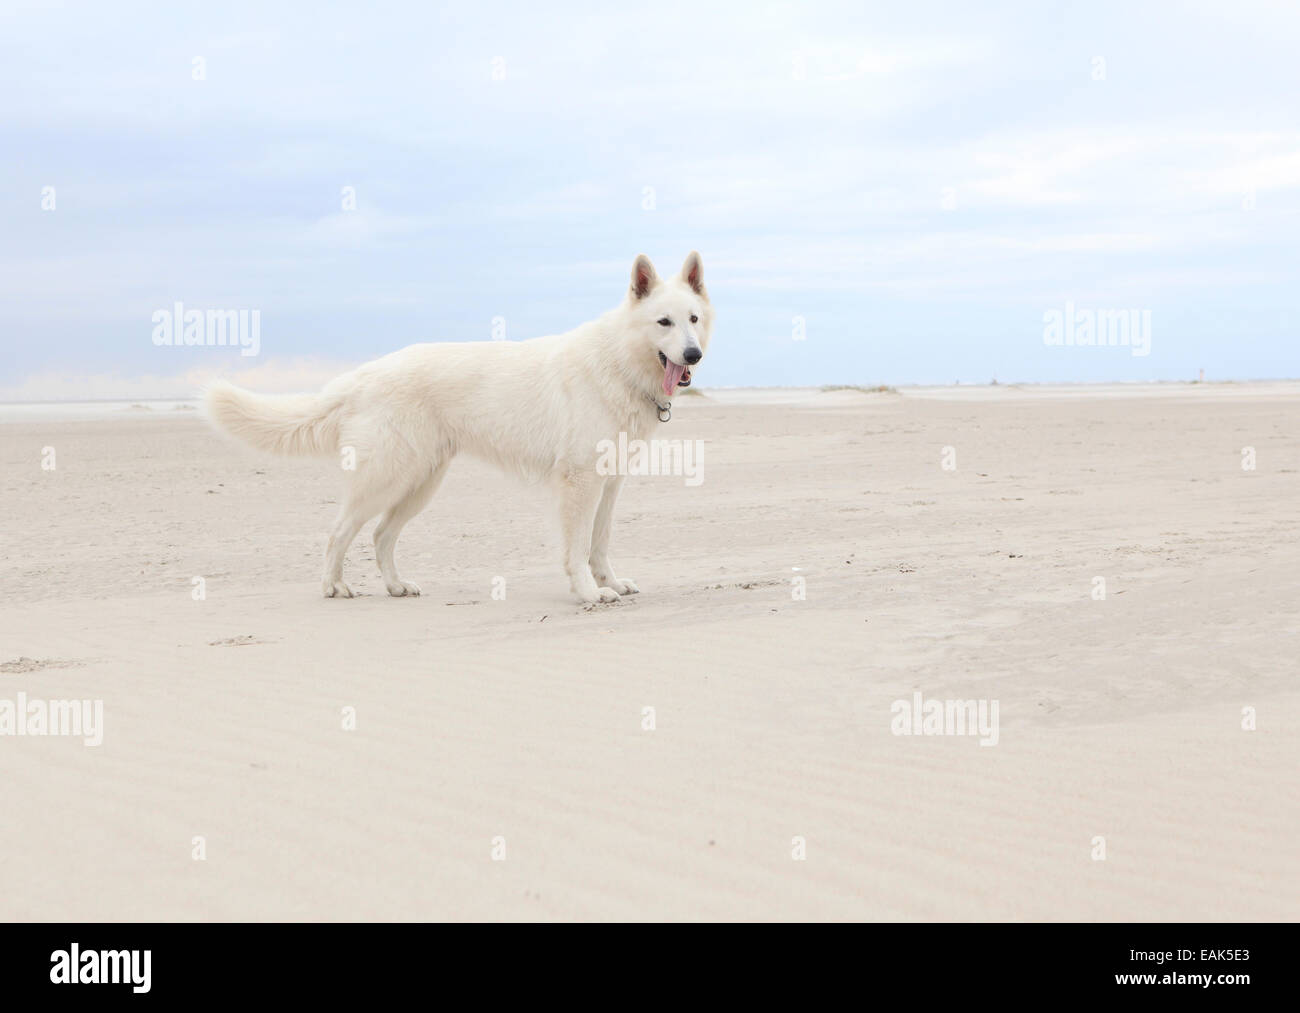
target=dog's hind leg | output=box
[322,495,376,598]
[374,461,448,597]
[560,470,620,604]
[589,474,638,595]
[322,466,394,598]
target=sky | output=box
[1,0,1298,399]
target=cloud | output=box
[1,1,1297,389]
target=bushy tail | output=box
[203,380,343,456]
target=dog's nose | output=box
[683,347,702,365]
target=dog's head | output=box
[626,252,713,397]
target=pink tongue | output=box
[662,360,686,396]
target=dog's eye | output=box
[657,318,672,327]
[690,315,698,323]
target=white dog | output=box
[205,252,713,603]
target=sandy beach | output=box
[1,383,1297,921]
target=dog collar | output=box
[651,397,671,422]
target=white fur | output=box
[204,252,714,603]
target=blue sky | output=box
[1,0,1298,399]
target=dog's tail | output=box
[203,380,343,456]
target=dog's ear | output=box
[681,251,706,298]
[630,254,659,300]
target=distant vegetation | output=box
[820,384,898,394]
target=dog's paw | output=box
[386,580,421,597]
[322,579,355,599]
[579,586,622,604]
[592,570,639,595]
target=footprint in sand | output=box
[0,657,86,674]
[207,635,266,647]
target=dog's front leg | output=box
[590,474,638,595]
[560,471,620,604]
